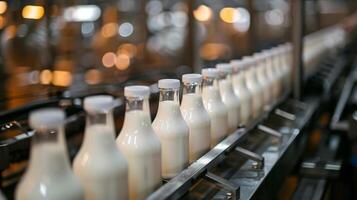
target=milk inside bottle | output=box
[180,74,211,163]
[152,79,189,178]
[216,63,240,133]
[201,68,228,147]
[243,57,264,118]
[253,53,271,107]
[262,50,280,103]
[116,86,161,200]
[16,108,84,200]
[73,95,128,200]
[271,49,283,98]
[231,59,253,125]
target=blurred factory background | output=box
[0,0,354,109]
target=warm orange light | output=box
[85,69,102,85]
[0,16,5,29]
[52,71,72,87]
[0,1,7,14]
[40,69,52,85]
[115,53,130,70]
[22,5,45,20]
[193,5,212,22]
[102,52,116,68]
[220,7,237,23]
[117,43,137,58]
[101,23,118,38]
[200,43,230,60]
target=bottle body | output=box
[244,68,263,118]
[73,125,128,200]
[153,101,189,178]
[233,72,252,125]
[202,86,228,147]
[181,93,211,163]
[219,78,240,133]
[16,143,84,200]
[256,63,271,107]
[117,110,161,200]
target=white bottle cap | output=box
[29,108,65,129]
[124,85,151,97]
[202,68,219,78]
[242,56,254,68]
[230,59,242,71]
[84,95,114,113]
[182,74,202,83]
[216,63,233,73]
[158,79,180,89]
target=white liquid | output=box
[232,72,252,125]
[256,63,271,107]
[16,143,84,200]
[181,94,211,163]
[244,68,263,118]
[73,125,128,200]
[116,110,161,200]
[202,86,228,147]
[219,79,240,133]
[153,101,189,178]
[266,60,280,102]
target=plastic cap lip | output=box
[202,68,219,78]
[158,79,180,89]
[84,95,114,113]
[124,85,151,97]
[216,63,233,73]
[182,74,202,83]
[29,108,65,129]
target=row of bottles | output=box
[16,43,293,200]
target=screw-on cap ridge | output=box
[182,74,202,83]
[202,68,219,78]
[216,63,233,73]
[158,79,180,89]
[84,95,114,113]
[29,108,65,129]
[124,85,151,97]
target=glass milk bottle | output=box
[152,79,189,178]
[16,108,84,200]
[201,68,228,147]
[116,86,161,200]
[253,53,271,107]
[243,57,264,118]
[216,63,240,133]
[231,60,253,125]
[73,96,128,200]
[180,74,211,163]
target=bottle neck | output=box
[32,127,59,144]
[203,76,218,89]
[85,109,116,137]
[159,88,179,103]
[183,82,201,95]
[124,96,151,122]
